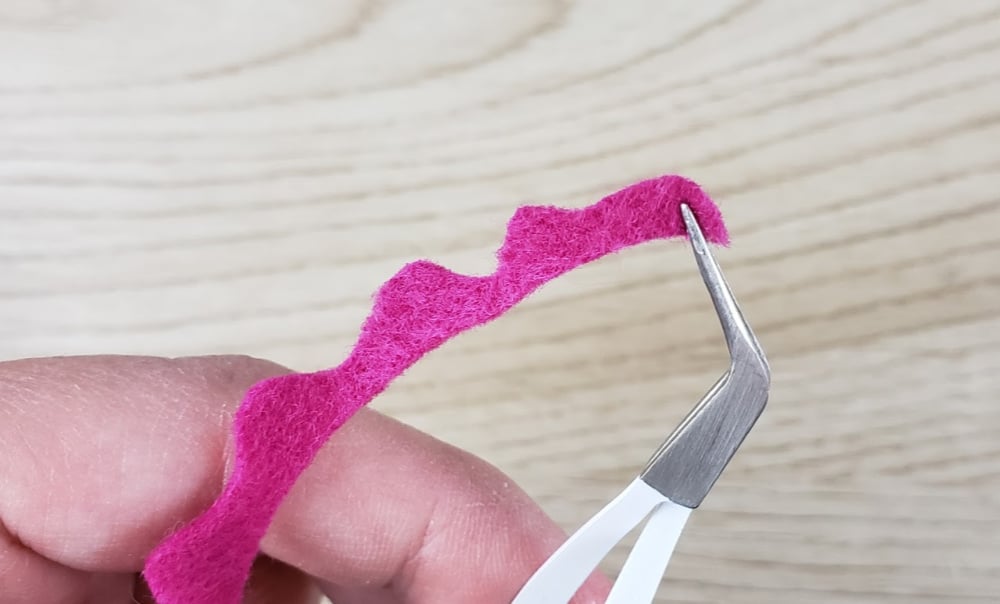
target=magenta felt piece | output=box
[142,174,728,604]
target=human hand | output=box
[0,355,611,603]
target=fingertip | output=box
[0,354,291,572]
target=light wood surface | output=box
[2,1,999,601]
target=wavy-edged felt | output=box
[143,174,729,604]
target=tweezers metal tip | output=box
[677,202,768,377]
[679,203,706,251]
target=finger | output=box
[264,408,611,603]
[0,517,134,604]
[0,354,287,572]
[0,354,296,603]
[0,355,610,602]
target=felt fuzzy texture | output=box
[142,174,728,604]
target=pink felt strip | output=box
[142,174,728,604]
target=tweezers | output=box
[512,204,771,604]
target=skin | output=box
[0,355,611,604]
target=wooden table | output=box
[2,1,998,601]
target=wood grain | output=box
[2,1,999,601]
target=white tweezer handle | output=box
[511,478,666,604]
[605,499,692,604]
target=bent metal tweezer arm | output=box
[512,204,771,604]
